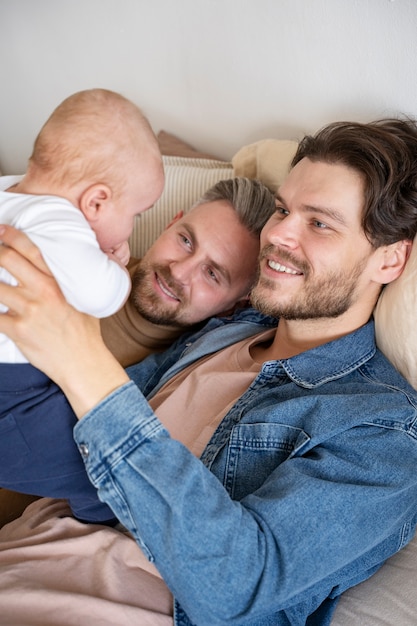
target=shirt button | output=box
[79,443,89,458]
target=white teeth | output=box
[157,277,179,300]
[268,260,300,275]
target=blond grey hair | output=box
[193,177,276,236]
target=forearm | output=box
[53,321,130,419]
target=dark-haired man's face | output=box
[251,158,379,321]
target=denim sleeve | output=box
[73,381,417,625]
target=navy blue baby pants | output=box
[0,363,117,524]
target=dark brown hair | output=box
[292,118,417,247]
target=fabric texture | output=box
[0,498,173,626]
[232,138,298,192]
[0,362,116,524]
[2,495,417,626]
[332,530,417,625]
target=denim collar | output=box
[263,319,376,389]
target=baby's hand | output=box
[107,241,130,266]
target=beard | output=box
[130,261,193,327]
[251,245,369,320]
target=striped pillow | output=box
[129,155,233,258]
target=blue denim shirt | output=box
[74,309,417,626]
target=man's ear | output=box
[79,184,113,224]
[376,240,412,285]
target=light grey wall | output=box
[0,0,416,173]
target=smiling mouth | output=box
[156,275,181,301]
[268,260,302,275]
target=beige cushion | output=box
[232,138,298,192]
[374,236,417,390]
[332,531,417,625]
[129,155,233,258]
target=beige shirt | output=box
[150,329,273,457]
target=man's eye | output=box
[313,219,328,229]
[275,206,289,217]
[206,267,219,282]
[180,234,192,248]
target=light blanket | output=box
[0,497,172,625]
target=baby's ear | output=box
[79,184,113,223]
[377,240,412,284]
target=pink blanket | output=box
[0,498,173,625]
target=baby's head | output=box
[27,89,164,254]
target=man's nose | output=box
[264,215,301,250]
[169,256,196,283]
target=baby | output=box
[0,88,164,524]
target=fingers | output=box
[108,241,131,266]
[0,225,52,275]
[0,280,21,314]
